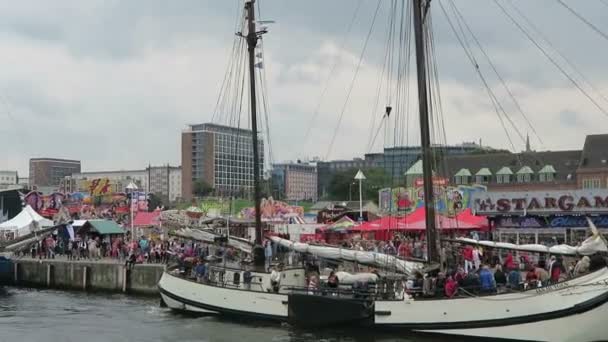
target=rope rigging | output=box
[508,0,608,108]
[448,0,544,148]
[438,0,522,153]
[325,0,383,160]
[493,0,608,119]
[555,0,608,43]
[301,0,364,151]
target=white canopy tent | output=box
[0,205,54,238]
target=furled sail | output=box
[171,228,253,254]
[269,236,425,275]
[454,218,608,256]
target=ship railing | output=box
[284,284,404,301]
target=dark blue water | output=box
[0,288,455,342]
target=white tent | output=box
[0,205,54,237]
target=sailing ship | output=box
[159,1,608,341]
[158,0,308,320]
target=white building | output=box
[272,162,317,201]
[65,165,182,202]
[0,171,18,185]
[147,165,182,202]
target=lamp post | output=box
[348,182,356,201]
[354,170,366,222]
[126,182,138,239]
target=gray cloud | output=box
[0,0,607,176]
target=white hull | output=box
[416,300,608,342]
[158,266,608,341]
[375,267,608,342]
[158,267,307,320]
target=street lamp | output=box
[354,170,366,222]
[126,182,138,239]
[348,182,356,201]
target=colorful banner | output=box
[378,184,487,216]
[472,190,608,215]
[497,215,608,229]
[200,200,229,216]
[23,190,147,220]
[86,178,112,196]
[240,197,304,221]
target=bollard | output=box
[122,266,128,293]
[46,264,52,287]
[13,263,18,285]
[82,266,88,290]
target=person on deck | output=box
[270,265,281,293]
[479,265,496,294]
[504,252,516,271]
[327,270,339,292]
[463,245,474,273]
[445,275,458,298]
[472,247,482,271]
[550,257,565,283]
[264,241,273,271]
[574,256,591,277]
[195,259,208,283]
[508,267,521,290]
[534,261,550,285]
[494,264,507,287]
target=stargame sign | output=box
[472,190,608,215]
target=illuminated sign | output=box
[473,190,608,214]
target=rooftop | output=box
[438,150,582,183]
[30,158,80,163]
[579,134,608,169]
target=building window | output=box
[497,174,510,184]
[583,178,601,189]
[517,174,532,183]
[539,173,554,182]
[454,175,469,185]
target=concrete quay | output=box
[9,257,165,296]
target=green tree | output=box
[327,167,390,203]
[147,193,164,211]
[193,180,214,197]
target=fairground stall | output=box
[472,190,608,245]
[314,207,489,243]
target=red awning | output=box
[133,210,161,227]
[351,207,488,232]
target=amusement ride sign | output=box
[472,190,608,215]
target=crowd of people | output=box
[404,245,606,299]
[14,233,199,266]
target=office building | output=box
[29,158,81,188]
[182,123,264,199]
[317,142,485,198]
[0,171,18,185]
[147,165,182,202]
[272,162,317,201]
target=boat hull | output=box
[374,267,608,342]
[158,271,289,321]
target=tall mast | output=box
[412,0,438,262]
[245,0,265,262]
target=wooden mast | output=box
[245,0,265,265]
[412,0,438,262]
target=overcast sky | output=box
[1,0,607,176]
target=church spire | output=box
[525,133,531,152]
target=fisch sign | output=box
[472,190,608,214]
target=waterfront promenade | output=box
[9,256,165,295]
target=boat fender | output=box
[376,310,391,316]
